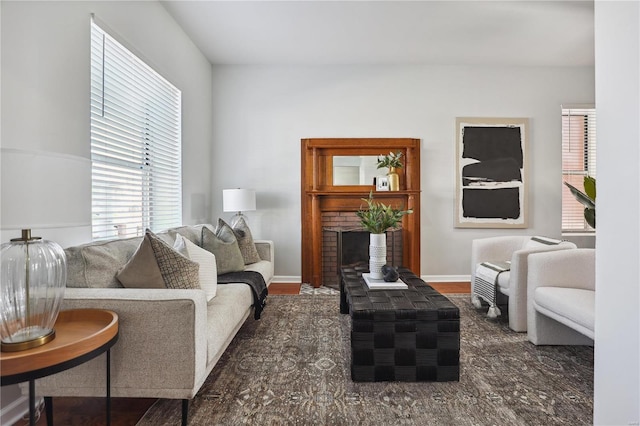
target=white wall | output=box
[594,1,640,424]
[0,1,212,422]
[211,65,594,278]
[0,0,213,247]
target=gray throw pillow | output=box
[201,220,245,275]
[232,217,261,264]
[117,229,200,290]
[148,230,201,289]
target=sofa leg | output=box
[182,399,189,426]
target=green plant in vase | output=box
[377,151,404,169]
[564,176,596,229]
[377,151,403,191]
[356,192,413,279]
[356,191,413,234]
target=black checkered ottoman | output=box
[340,266,460,382]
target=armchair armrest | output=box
[504,242,576,330]
[471,236,529,283]
[509,241,578,289]
[32,287,209,400]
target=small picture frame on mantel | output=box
[375,176,389,191]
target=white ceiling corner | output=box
[161,0,595,67]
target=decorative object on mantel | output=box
[0,229,67,352]
[223,188,256,228]
[377,151,403,191]
[374,175,389,191]
[356,192,412,279]
[564,176,596,229]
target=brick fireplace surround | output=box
[321,212,403,288]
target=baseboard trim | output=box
[272,276,301,284]
[421,275,471,283]
[276,275,471,284]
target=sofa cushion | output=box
[201,220,245,275]
[497,270,510,292]
[205,283,253,366]
[154,231,176,246]
[534,287,595,332]
[168,225,207,245]
[232,217,261,264]
[117,230,200,290]
[244,260,273,285]
[174,234,218,301]
[65,237,143,288]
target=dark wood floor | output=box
[268,282,302,294]
[21,281,470,425]
[429,281,470,294]
[19,397,156,426]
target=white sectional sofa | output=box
[29,224,273,425]
[527,248,594,346]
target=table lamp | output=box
[1,229,66,351]
[0,148,88,352]
[223,188,256,227]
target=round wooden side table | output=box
[0,309,119,426]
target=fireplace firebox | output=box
[322,227,402,288]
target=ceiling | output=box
[161,0,594,67]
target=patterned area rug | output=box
[300,283,339,295]
[137,293,593,425]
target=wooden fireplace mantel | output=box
[301,138,421,287]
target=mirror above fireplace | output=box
[332,156,379,186]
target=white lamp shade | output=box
[223,189,256,212]
[1,148,91,231]
[1,148,92,247]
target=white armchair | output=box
[527,249,595,346]
[471,236,577,332]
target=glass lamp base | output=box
[229,213,248,228]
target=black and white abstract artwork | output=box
[455,117,528,228]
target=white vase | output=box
[369,233,387,279]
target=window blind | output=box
[90,20,182,240]
[561,106,596,232]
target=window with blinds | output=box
[562,106,596,233]
[90,20,182,240]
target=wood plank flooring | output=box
[429,281,471,294]
[19,281,469,425]
[268,282,302,295]
[16,397,156,426]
